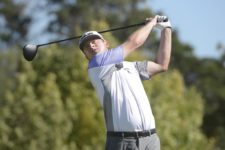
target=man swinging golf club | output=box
[79,15,172,150]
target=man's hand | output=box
[145,16,158,27]
[156,16,172,30]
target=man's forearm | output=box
[127,21,155,47]
[122,16,158,57]
[156,28,172,70]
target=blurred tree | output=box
[0,50,18,97]
[195,58,225,149]
[31,45,106,150]
[144,70,214,150]
[0,0,31,49]
[45,0,148,33]
[169,30,225,149]
[169,31,199,85]
[0,47,105,150]
[0,55,74,150]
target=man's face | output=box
[82,38,108,59]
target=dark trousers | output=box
[105,134,160,150]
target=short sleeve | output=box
[88,45,124,69]
[134,61,150,80]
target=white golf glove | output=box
[156,16,172,30]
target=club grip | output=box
[157,17,168,23]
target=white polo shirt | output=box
[88,45,155,132]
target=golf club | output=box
[23,17,168,61]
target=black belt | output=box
[107,129,156,138]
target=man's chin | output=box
[93,49,102,54]
[96,49,107,54]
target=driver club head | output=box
[23,44,38,61]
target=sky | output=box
[149,0,225,58]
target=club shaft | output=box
[37,35,82,47]
[37,17,168,47]
[98,22,145,34]
[37,22,146,47]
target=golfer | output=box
[79,15,172,150]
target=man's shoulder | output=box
[88,45,124,69]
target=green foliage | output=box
[0,50,18,97]
[195,59,225,149]
[143,71,214,149]
[1,53,72,150]
[148,24,225,150]
[170,30,225,149]
[0,45,105,149]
